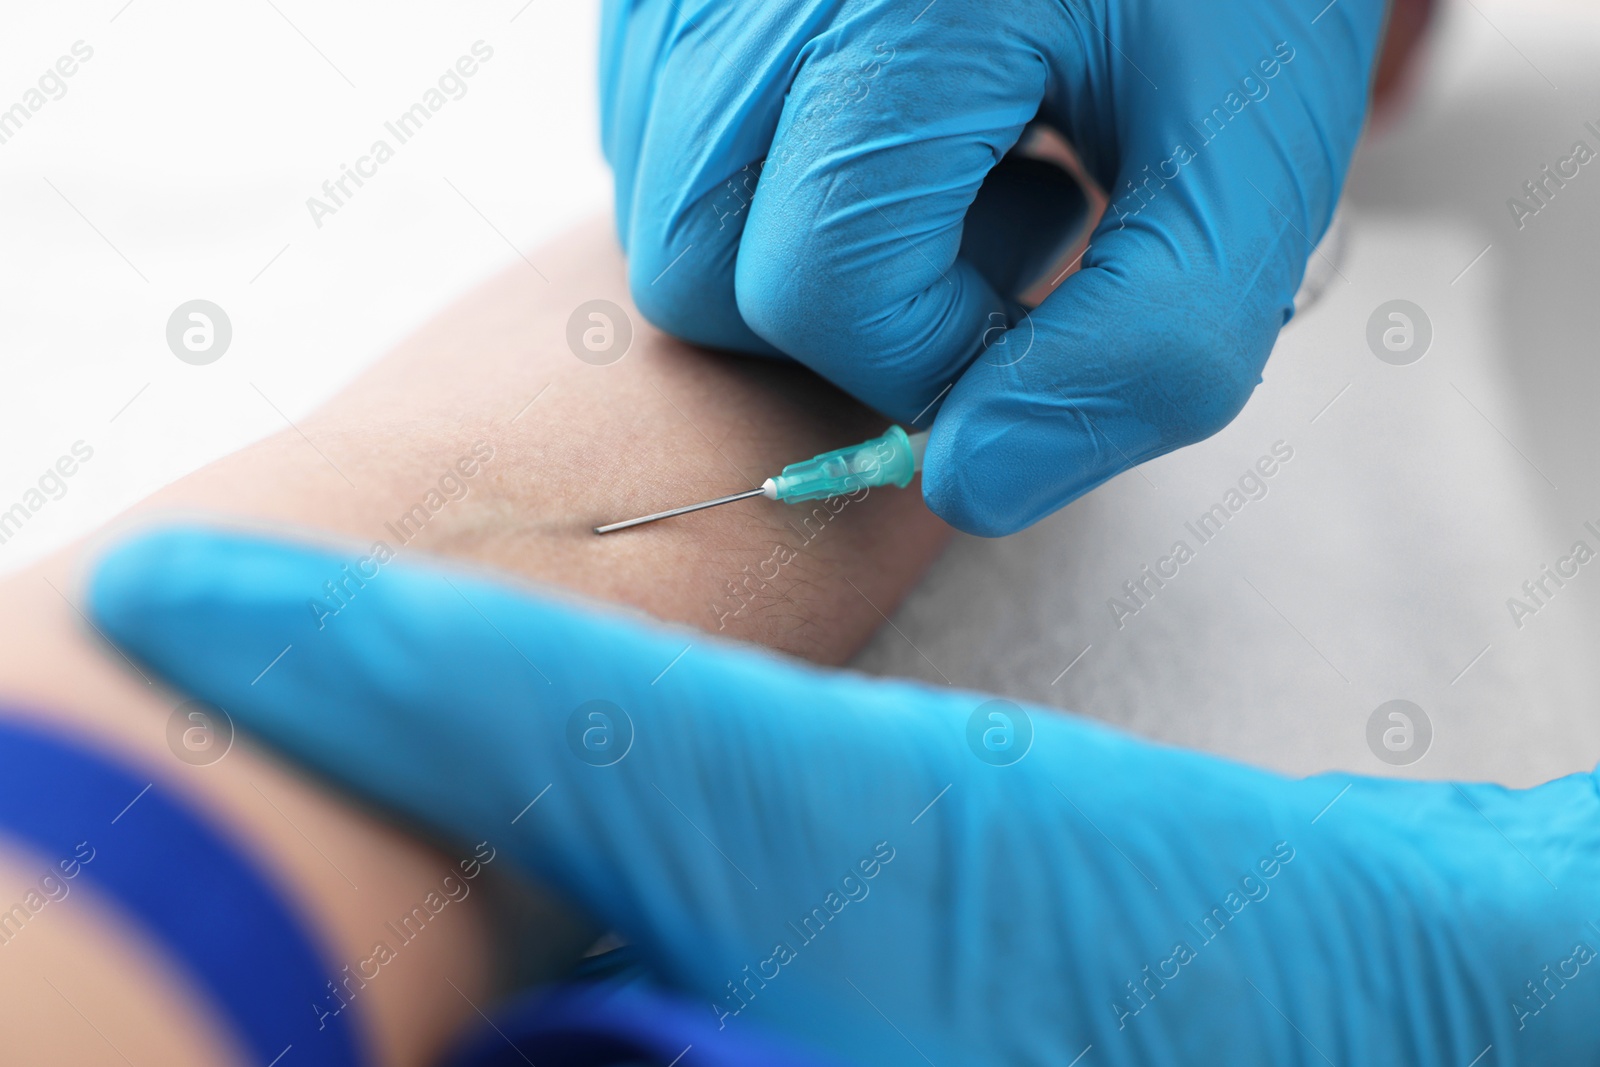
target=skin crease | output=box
[0,217,952,1065]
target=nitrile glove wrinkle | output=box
[601,0,1386,535]
[91,528,1600,1065]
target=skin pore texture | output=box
[0,218,951,1066]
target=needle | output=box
[591,426,928,535]
[593,487,769,535]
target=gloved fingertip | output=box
[88,526,207,640]
[919,423,1027,539]
[921,377,1135,538]
[87,525,338,682]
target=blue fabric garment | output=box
[445,976,843,1067]
[0,713,366,1066]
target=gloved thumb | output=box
[922,29,1378,536]
[922,218,1282,536]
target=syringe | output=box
[593,425,928,535]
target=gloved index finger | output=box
[86,525,965,1063]
[615,2,823,357]
[734,3,1069,423]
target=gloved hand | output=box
[602,0,1387,535]
[90,527,1600,1065]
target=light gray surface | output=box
[855,2,1600,786]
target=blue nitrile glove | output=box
[601,0,1388,535]
[91,527,1600,1065]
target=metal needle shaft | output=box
[593,486,768,535]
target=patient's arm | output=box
[0,218,950,1066]
[142,220,949,663]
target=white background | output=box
[0,0,607,560]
